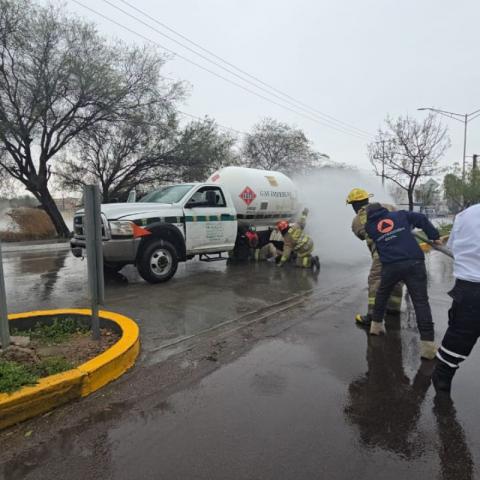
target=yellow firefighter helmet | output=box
[346,188,373,204]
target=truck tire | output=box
[137,239,179,283]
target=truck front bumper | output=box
[70,237,141,264]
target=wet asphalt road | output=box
[2,249,345,364]
[1,249,479,480]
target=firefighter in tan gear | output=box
[255,208,309,262]
[276,209,320,270]
[347,188,403,324]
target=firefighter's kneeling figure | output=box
[276,219,320,271]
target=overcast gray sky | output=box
[56,0,479,172]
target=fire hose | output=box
[414,232,454,259]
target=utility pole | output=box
[473,154,478,171]
[374,140,388,187]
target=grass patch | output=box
[0,357,73,394]
[34,357,74,376]
[28,317,89,344]
[0,361,38,394]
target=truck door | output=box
[183,186,237,252]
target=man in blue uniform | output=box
[365,203,442,359]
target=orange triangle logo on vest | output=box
[377,218,394,234]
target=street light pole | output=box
[417,107,480,182]
[462,113,468,181]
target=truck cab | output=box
[71,183,238,283]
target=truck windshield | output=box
[139,185,193,204]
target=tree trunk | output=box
[38,188,71,238]
[407,189,414,212]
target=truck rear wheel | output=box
[137,239,178,283]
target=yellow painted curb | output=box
[0,309,140,430]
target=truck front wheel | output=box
[137,239,179,283]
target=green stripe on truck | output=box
[184,215,236,222]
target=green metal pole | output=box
[0,242,10,349]
[84,185,104,341]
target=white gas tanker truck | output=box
[70,167,301,283]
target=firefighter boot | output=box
[432,361,455,395]
[420,340,437,360]
[311,255,320,272]
[355,313,372,326]
[369,321,386,336]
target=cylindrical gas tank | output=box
[207,166,300,227]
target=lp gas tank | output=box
[207,166,300,227]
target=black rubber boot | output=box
[432,361,455,395]
[311,255,320,272]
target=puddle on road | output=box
[3,250,88,311]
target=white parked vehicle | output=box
[71,167,300,283]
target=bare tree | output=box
[368,114,450,211]
[58,109,178,203]
[0,0,182,236]
[59,116,237,201]
[242,118,328,175]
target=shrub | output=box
[30,317,89,344]
[0,207,56,241]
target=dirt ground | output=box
[32,329,119,366]
[0,329,119,376]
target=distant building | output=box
[53,197,81,211]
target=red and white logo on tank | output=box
[239,186,256,205]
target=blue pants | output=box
[372,260,434,341]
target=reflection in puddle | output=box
[4,250,88,311]
[345,318,474,479]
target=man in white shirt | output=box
[433,203,480,394]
